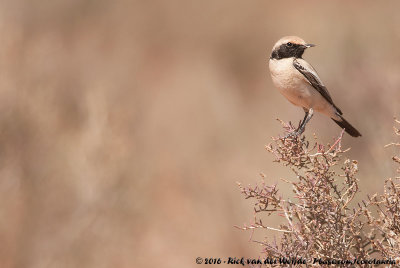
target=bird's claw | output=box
[283,127,305,139]
[284,131,300,139]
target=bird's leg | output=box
[297,109,309,131]
[295,108,314,135]
[284,108,314,138]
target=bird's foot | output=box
[283,126,305,139]
[283,130,300,139]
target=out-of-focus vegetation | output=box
[0,1,399,267]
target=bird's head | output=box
[270,36,315,60]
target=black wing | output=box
[293,59,342,115]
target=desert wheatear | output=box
[269,36,361,137]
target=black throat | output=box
[270,44,305,60]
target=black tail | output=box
[332,115,362,137]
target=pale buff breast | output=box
[268,58,337,118]
[269,58,312,107]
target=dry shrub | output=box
[370,119,400,261]
[237,120,400,267]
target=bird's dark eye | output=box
[286,42,293,47]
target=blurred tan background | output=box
[0,1,400,267]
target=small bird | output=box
[269,36,361,137]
